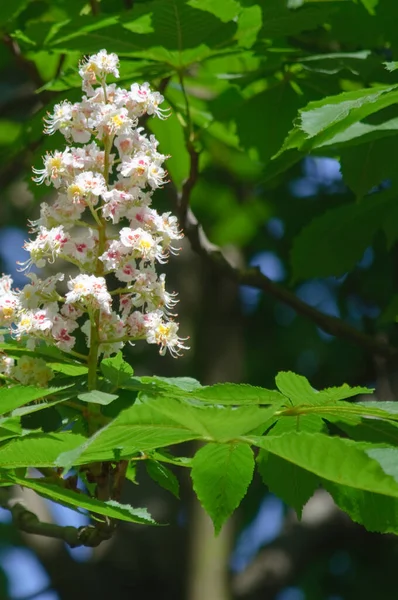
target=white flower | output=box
[67,171,107,205]
[14,303,58,338]
[44,101,73,135]
[11,355,54,387]
[52,315,78,351]
[146,318,189,357]
[0,292,19,326]
[79,49,120,93]
[11,49,188,360]
[23,226,70,268]
[0,354,14,376]
[65,274,112,313]
[119,227,166,263]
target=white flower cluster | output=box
[0,50,188,359]
[0,354,54,387]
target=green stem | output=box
[87,315,99,391]
[86,127,113,391]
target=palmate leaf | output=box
[191,442,254,534]
[56,397,204,468]
[2,474,157,525]
[56,396,280,468]
[33,1,237,67]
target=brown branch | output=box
[3,34,43,88]
[2,493,114,547]
[178,142,199,224]
[89,0,100,16]
[171,163,398,360]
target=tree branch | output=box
[1,493,114,547]
[171,154,398,360]
[3,34,43,88]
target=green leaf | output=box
[191,442,254,534]
[78,390,119,405]
[125,461,138,485]
[0,385,72,417]
[290,186,398,279]
[319,117,398,150]
[0,432,87,468]
[3,474,157,525]
[47,362,88,376]
[325,481,398,534]
[56,397,280,468]
[149,376,202,392]
[268,413,327,436]
[100,352,134,387]
[359,0,379,14]
[384,61,398,72]
[257,449,318,517]
[187,0,241,22]
[236,82,304,164]
[0,340,87,371]
[0,418,22,442]
[43,2,237,67]
[152,449,192,468]
[379,295,398,323]
[247,432,398,501]
[56,397,203,468]
[0,0,29,26]
[277,85,398,155]
[146,397,282,441]
[191,383,285,405]
[145,460,180,498]
[340,137,398,199]
[275,371,371,406]
[259,0,336,39]
[120,375,200,395]
[235,4,262,48]
[149,108,190,189]
[328,415,398,445]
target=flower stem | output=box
[87,314,99,390]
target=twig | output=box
[1,493,114,547]
[171,178,398,360]
[178,143,199,224]
[54,54,66,79]
[3,34,43,88]
[166,73,398,359]
[89,0,100,16]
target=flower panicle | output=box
[0,49,188,361]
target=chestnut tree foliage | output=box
[1,0,398,548]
